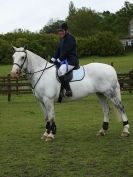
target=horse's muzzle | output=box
[11,70,20,78]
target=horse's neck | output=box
[26,51,49,87]
[27,50,47,73]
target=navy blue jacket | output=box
[54,33,79,69]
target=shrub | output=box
[94,32,124,56]
[0,31,124,64]
[0,39,11,64]
[77,32,124,57]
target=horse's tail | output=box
[116,82,121,101]
[113,82,122,121]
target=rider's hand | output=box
[54,59,61,66]
[57,59,61,63]
[50,58,56,63]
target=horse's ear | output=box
[12,46,17,51]
[24,45,28,50]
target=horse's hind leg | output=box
[105,86,130,137]
[96,93,110,136]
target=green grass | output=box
[0,65,12,76]
[0,52,133,76]
[80,52,133,74]
[0,94,133,177]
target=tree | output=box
[40,20,64,34]
[67,7,102,37]
[99,11,116,33]
[13,38,30,47]
[113,1,133,37]
[69,1,76,16]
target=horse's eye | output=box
[21,56,25,60]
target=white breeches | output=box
[58,64,74,77]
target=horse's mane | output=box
[27,50,46,63]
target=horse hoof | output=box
[41,131,48,140]
[45,137,53,142]
[45,133,55,142]
[96,132,105,136]
[96,129,106,136]
[121,132,130,137]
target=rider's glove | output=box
[50,58,56,63]
[54,59,61,66]
[57,58,61,63]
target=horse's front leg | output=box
[39,102,49,140]
[42,98,56,141]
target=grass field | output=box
[0,94,133,177]
[0,52,133,177]
[81,52,133,73]
[0,52,133,76]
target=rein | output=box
[13,51,54,90]
[29,62,54,90]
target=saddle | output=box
[56,65,85,102]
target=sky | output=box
[0,0,132,34]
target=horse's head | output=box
[11,46,28,78]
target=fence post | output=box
[16,78,19,95]
[7,74,11,102]
[129,70,133,93]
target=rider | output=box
[50,22,79,97]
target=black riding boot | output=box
[60,76,72,97]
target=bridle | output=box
[13,51,28,72]
[13,50,54,89]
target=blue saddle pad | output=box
[71,66,85,82]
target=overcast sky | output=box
[0,0,132,34]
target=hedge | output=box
[0,31,124,64]
[77,32,124,57]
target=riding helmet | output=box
[58,22,68,31]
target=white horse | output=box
[11,47,130,141]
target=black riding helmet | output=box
[57,22,68,32]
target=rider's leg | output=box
[58,64,74,76]
[58,64,74,97]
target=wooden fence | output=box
[0,70,133,102]
[0,75,31,101]
[118,69,133,93]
